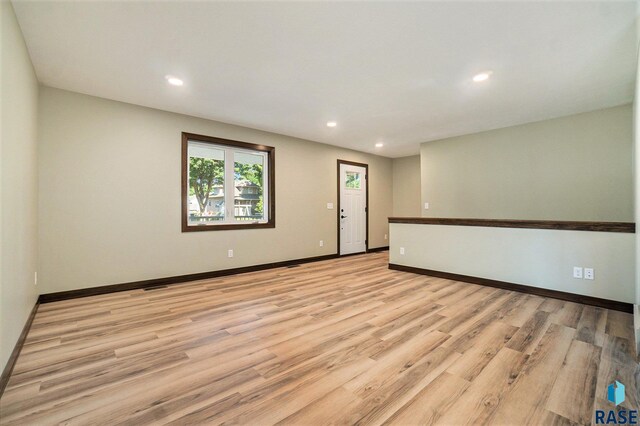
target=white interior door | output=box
[339,163,367,255]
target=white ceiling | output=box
[12,1,639,157]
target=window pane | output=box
[187,142,225,225]
[234,151,264,222]
[345,171,361,189]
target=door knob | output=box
[341,215,347,219]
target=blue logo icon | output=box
[595,381,636,424]
[608,381,625,406]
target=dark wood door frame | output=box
[337,159,369,256]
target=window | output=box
[182,132,275,231]
[345,171,361,189]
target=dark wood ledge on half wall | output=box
[388,217,636,233]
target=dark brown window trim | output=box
[181,132,275,232]
[388,217,635,233]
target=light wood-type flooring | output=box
[1,252,638,425]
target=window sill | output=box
[182,221,275,232]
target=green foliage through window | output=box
[189,157,224,215]
[345,172,361,189]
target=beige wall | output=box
[37,87,393,294]
[1,1,40,371]
[392,155,421,217]
[421,105,633,221]
[390,223,635,303]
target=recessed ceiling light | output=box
[375,143,384,148]
[472,72,492,82]
[166,75,184,86]
[326,121,337,128]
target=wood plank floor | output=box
[1,252,638,425]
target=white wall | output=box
[392,155,421,217]
[390,223,635,304]
[37,87,393,294]
[1,1,40,372]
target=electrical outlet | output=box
[400,247,405,255]
[424,202,430,210]
[573,267,583,279]
[584,268,594,280]
[228,249,234,258]
[319,240,324,247]
[34,272,38,286]
[384,234,388,240]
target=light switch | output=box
[327,203,334,209]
